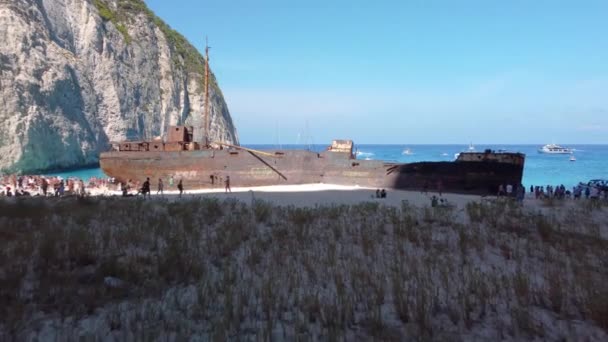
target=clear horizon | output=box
[146,0,608,145]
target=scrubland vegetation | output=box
[0,196,607,340]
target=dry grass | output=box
[0,196,607,340]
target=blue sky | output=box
[146,0,608,144]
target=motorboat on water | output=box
[402,148,413,155]
[468,143,475,151]
[538,144,573,154]
[569,154,576,162]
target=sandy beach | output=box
[91,183,484,209]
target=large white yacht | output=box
[538,144,573,154]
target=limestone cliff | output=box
[0,0,239,173]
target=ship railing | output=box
[109,141,204,152]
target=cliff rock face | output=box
[0,0,239,173]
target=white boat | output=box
[402,148,413,155]
[468,143,475,151]
[538,144,573,154]
[569,155,576,162]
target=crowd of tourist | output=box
[497,183,526,203]
[0,174,114,197]
[529,183,607,201]
[0,174,184,199]
[493,182,608,202]
[1,172,607,203]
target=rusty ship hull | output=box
[101,44,525,195]
[100,145,525,195]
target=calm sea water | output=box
[45,144,608,189]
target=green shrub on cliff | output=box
[93,0,132,43]
[93,0,114,21]
[117,0,206,74]
[93,0,218,91]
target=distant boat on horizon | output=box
[468,143,475,152]
[569,154,576,162]
[538,144,573,154]
[402,148,413,155]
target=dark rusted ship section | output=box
[100,126,525,195]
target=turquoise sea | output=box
[45,144,608,189]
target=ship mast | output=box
[203,37,210,146]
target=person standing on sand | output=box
[142,177,151,198]
[498,184,505,197]
[68,179,74,194]
[157,178,164,195]
[121,182,128,197]
[431,195,438,207]
[79,179,86,197]
[41,178,48,197]
[177,179,183,197]
[225,175,231,193]
[169,175,174,188]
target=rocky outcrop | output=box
[0,0,239,173]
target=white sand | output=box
[90,183,483,209]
